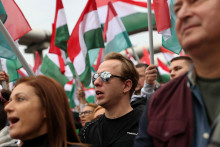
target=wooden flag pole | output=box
[147,0,154,64]
[0,20,35,76]
[0,59,7,90]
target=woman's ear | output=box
[123,79,132,94]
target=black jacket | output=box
[79,109,142,147]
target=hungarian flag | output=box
[159,46,175,63]
[49,23,66,74]
[40,54,69,86]
[0,58,22,82]
[33,51,42,75]
[104,2,132,54]
[161,0,181,54]
[140,47,150,65]
[96,0,156,34]
[153,0,171,39]
[54,0,69,51]
[94,48,104,71]
[157,58,170,83]
[64,80,77,109]
[67,0,104,87]
[17,67,29,77]
[125,49,137,65]
[2,0,31,41]
[84,86,96,103]
[0,0,31,60]
[0,1,7,23]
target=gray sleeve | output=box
[140,82,155,100]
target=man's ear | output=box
[123,79,132,94]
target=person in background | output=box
[0,89,19,147]
[169,56,193,80]
[4,75,86,147]
[130,63,149,111]
[135,0,220,146]
[93,106,105,120]
[142,56,193,100]
[80,103,98,127]
[134,63,149,95]
[80,52,142,147]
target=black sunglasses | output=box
[92,71,126,84]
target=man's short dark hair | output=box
[170,56,193,64]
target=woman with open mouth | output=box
[4,75,87,147]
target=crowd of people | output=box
[0,0,220,146]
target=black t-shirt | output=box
[101,109,141,147]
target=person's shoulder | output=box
[79,115,104,142]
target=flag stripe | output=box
[56,8,67,28]
[105,32,131,53]
[107,16,126,41]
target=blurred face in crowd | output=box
[135,67,145,95]
[94,60,125,109]
[80,105,95,127]
[93,107,105,120]
[4,83,47,141]
[175,0,220,57]
[169,59,191,80]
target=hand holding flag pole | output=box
[0,20,35,76]
[147,0,154,64]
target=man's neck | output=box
[105,98,133,119]
[193,53,220,79]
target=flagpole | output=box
[0,59,7,90]
[147,0,154,64]
[131,47,140,63]
[0,20,35,76]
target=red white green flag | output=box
[159,46,175,63]
[54,0,69,51]
[140,47,150,65]
[96,0,156,34]
[157,58,170,83]
[67,0,104,87]
[104,2,132,54]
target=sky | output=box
[14,0,162,66]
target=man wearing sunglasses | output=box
[79,52,142,147]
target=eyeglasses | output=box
[92,71,126,84]
[79,110,93,116]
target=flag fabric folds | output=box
[40,54,69,86]
[157,58,170,83]
[161,0,182,54]
[125,49,137,65]
[33,51,42,75]
[159,46,175,63]
[2,0,31,41]
[67,0,104,87]
[0,58,22,82]
[104,2,132,54]
[96,0,156,34]
[153,0,171,39]
[140,47,150,65]
[0,1,7,23]
[54,0,69,51]
[0,0,31,60]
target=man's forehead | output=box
[98,60,121,73]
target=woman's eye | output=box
[17,97,24,101]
